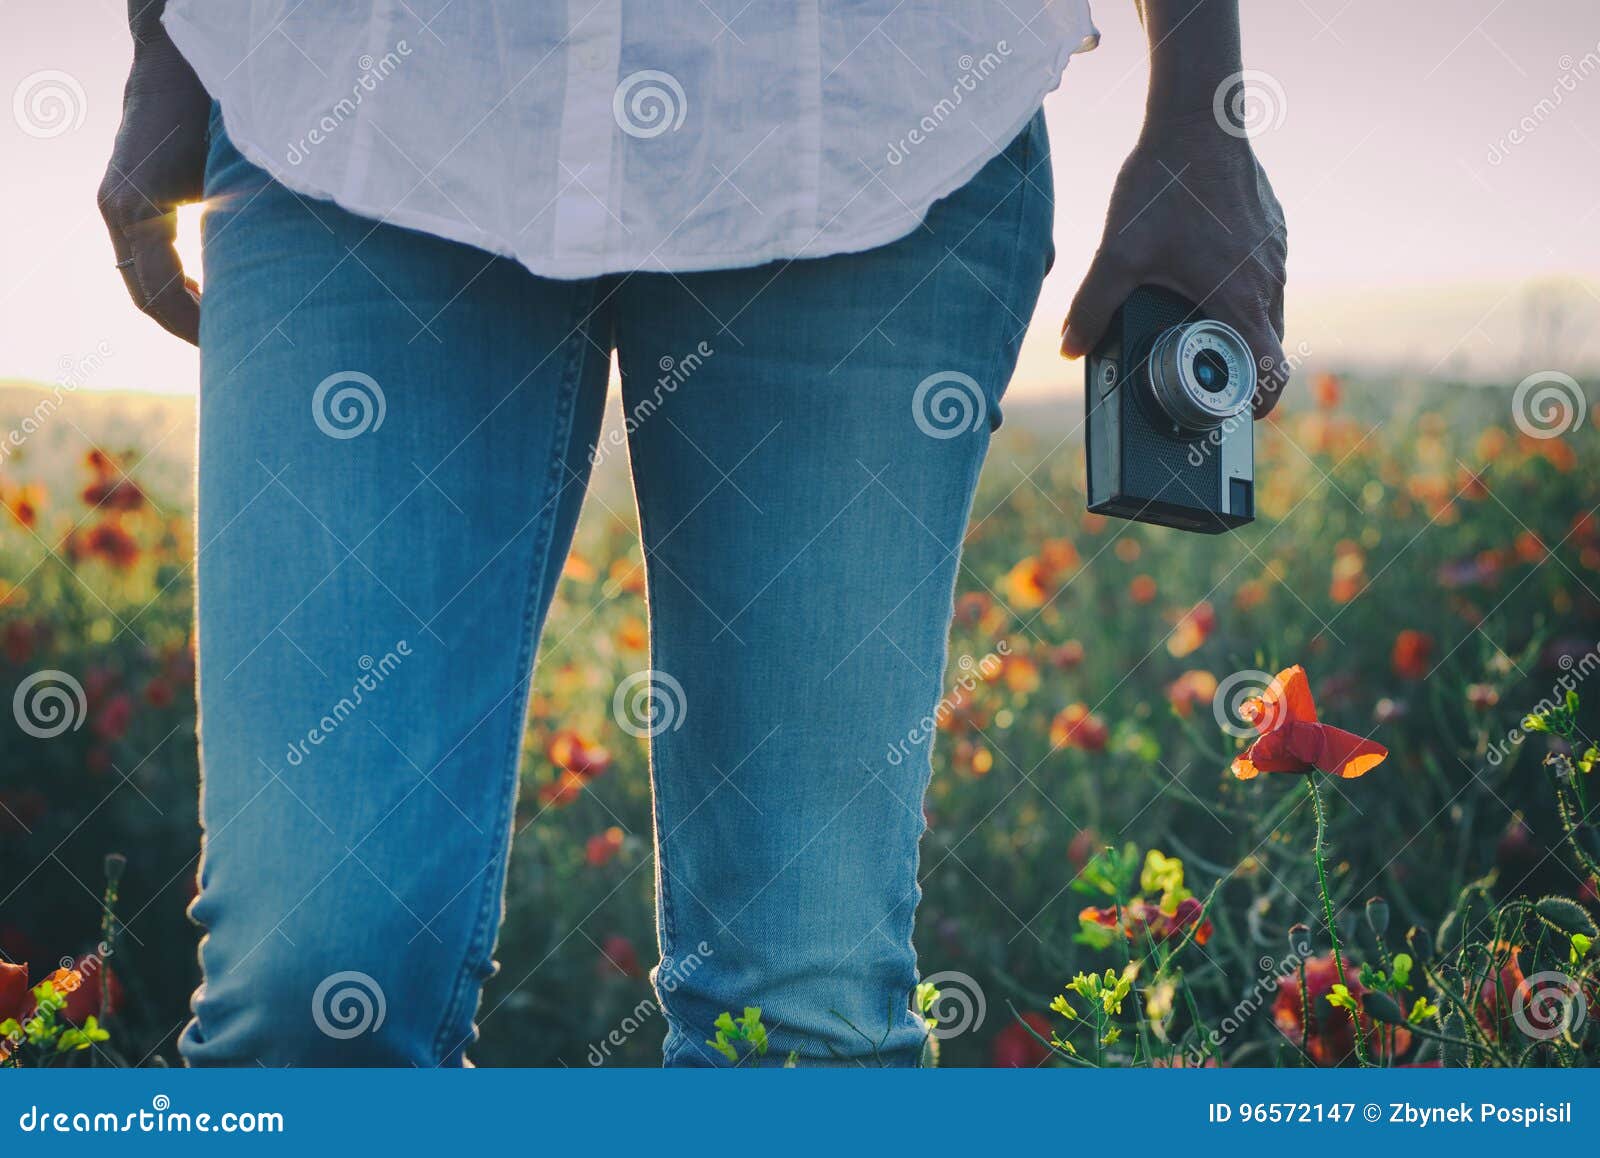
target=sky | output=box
[2,0,1598,397]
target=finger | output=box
[1241,316,1290,419]
[114,213,201,345]
[1061,249,1140,359]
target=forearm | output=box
[1135,0,1244,124]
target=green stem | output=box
[1306,776,1372,1067]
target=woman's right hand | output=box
[97,1,209,344]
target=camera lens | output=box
[1193,349,1230,393]
[1145,319,1255,431]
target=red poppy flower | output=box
[597,934,641,978]
[85,522,140,570]
[537,769,587,808]
[1,958,28,1023]
[1080,897,1213,947]
[81,478,146,513]
[1473,942,1526,1041]
[93,692,134,742]
[1274,955,1411,1065]
[1166,601,1216,657]
[1050,703,1108,752]
[991,1012,1052,1067]
[585,827,624,867]
[1230,666,1387,780]
[1166,670,1218,718]
[1391,630,1433,680]
[546,730,612,779]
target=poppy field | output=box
[1,372,1597,1068]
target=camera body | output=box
[1085,285,1256,534]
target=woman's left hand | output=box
[1060,111,1289,418]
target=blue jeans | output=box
[181,109,1052,1066]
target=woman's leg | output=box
[615,114,1054,1065]
[181,119,612,1065]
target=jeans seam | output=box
[426,285,596,1064]
[982,119,1036,417]
[625,380,686,1047]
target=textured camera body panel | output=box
[1084,286,1255,534]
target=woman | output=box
[99,0,1286,1066]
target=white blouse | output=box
[165,1,1097,279]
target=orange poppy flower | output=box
[1311,372,1342,410]
[537,769,588,808]
[1003,557,1051,610]
[1229,665,1387,780]
[586,826,625,867]
[1166,601,1215,658]
[1166,669,1218,718]
[1050,703,1108,752]
[1080,897,1213,947]
[546,729,612,779]
[615,616,648,652]
[1128,575,1157,605]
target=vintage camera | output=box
[1085,285,1256,533]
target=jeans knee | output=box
[181,914,471,1066]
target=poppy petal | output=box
[1302,723,1389,779]
[1268,665,1320,726]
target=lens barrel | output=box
[1145,320,1256,431]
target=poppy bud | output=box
[1361,991,1407,1027]
[1535,895,1598,938]
[1287,922,1311,959]
[1406,925,1433,963]
[1365,897,1390,937]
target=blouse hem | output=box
[167,10,1097,281]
